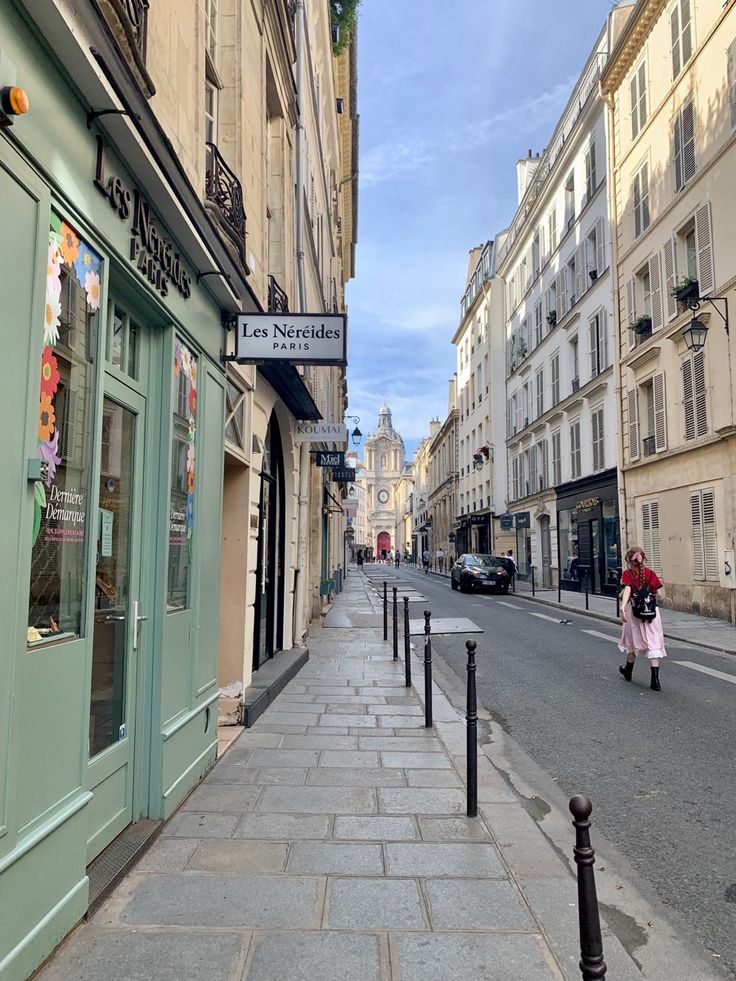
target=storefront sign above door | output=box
[93,137,192,300]
[315,451,345,468]
[576,497,601,511]
[294,422,348,444]
[232,313,347,365]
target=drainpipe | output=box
[293,0,309,643]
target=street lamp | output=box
[683,317,709,352]
[345,415,362,446]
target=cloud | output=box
[361,76,577,187]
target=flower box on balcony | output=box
[546,310,557,327]
[671,278,699,307]
[632,315,652,335]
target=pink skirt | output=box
[619,608,666,660]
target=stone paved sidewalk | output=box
[38,575,707,981]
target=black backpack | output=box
[631,570,657,622]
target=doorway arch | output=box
[376,531,391,560]
[253,412,285,671]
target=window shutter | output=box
[671,4,682,79]
[641,163,650,230]
[638,62,648,128]
[663,236,678,320]
[728,39,736,131]
[596,216,605,274]
[694,349,708,436]
[628,387,640,461]
[601,309,609,368]
[541,440,549,489]
[682,101,696,185]
[650,500,662,573]
[703,489,718,580]
[674,113,683,191]
[653,371,667,452]
[695,201,714,295]
[642,501,652,563]
[691,492,705,579]
[682,356,695,439]
[589,317,598,377]
[626,276,636,349]
[592,412,600,472]
[681,0,693,65]
[633,171,642,238]
[576,244,587,300]
[631,74,640,139]
[557,268,568,315]
[648,252,663,331]
[553,432,562,485]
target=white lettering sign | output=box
[294,422,348,444]
[233,314,347,366]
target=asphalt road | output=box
[368,564,736,977]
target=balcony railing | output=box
[642,436,656,457]
[205,142,246,243]
[124,0,149,59]
[268,275,289,313]
[571,376,580,393]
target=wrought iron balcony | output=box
[205,142,246,243]
[571,376,580,393]
[268,275,289,313]
[642,435,656,457]
[124,0,149,58]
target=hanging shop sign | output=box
[93,137,192,299]
[232,313,347,365]
[515,511,531,529]
[315,451,345,468]
[448,532,456,543]
[294,422,348,444]
[499,514,514,531]
[331,467,356,482]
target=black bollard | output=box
[465,640,478,817]
[403,596,411,688]
[531,566,536,596]
[558,575,562,604]
[585,578,590,611]
[383,581,388,642]
[423,610,433,728]
[392,587,398,660]
[569,796,607,981]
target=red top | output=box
[622,567,662,590]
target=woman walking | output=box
[618,545,666,691]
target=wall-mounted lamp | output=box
[346,415,362,446]
[683,294,729,352]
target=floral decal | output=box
[32,216,102,546]
[174,338,197,560]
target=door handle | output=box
[132,600,148,651]
[104,614,126,622]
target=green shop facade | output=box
[0,8,259,978]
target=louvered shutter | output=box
[589,317,598,377]
[682,356,695,439]
[682,101,696,184]
[649,252,663,330]
[633,171,642,238]
[671,4,682,79]
[592,412,600,472]
[694,349,707,436]
[552,355,560,404]
[703,489,718,580]
[653,372,667,452]
[541,440,549,489]
[530,443,538,490]
[681,0,693,65]
[627,276,636,349]
[663,236,678,321]
[631,74,639,139]
[558,268,568,315]
[628,388,640,461]
[695,201,714,296]
[596,217,606,274]
[638,62,648,128]
[650,500,662,573]
[507,399,512,438]
[552,432,561,485]
[601,309,609,368]
[674,113,683,191]
[691,492,705,579]
[642,502,652,563]
[576,244,587,300]
[728,39,736,131]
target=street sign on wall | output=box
[315,451,345,467]
[499,514,514,531]
[233,313,347,365]
[294,422,348,444]
[331,467,356,482]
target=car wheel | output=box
[451,578,458,590]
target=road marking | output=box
[498,601,523,609]
[529,611,566,623]
[582,629,620,643]
[673,661,736,685]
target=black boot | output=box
[619,660,634,681]
[650,667,661,691]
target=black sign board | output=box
[331,467,356,482]
[315,451,345,468]
[470,514,489,525]
[515,511,531,529]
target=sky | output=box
[345,0,620,461]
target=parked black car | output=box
[451,554,511,593]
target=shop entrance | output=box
[253,413,285,671]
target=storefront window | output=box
[559,507,579,583]
[27,216,101,646]
[603,499,620,588]
[167,338,197,610]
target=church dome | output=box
[366,401,405,447]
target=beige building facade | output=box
[427,389,458,567]
[602,0,736,620]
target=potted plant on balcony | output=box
[480,445,490,458]
[632,314,652,335]
[546,309,557,327]
[671,277,699,307]
[518,340,528,360]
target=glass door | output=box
[590,518,601,595]
[86,380,146,861]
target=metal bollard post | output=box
[403,596,411,687]
[531,566,536,596]
[383,581,388,642]
[465,640,478,817]
[392,587,398,660]
[569,796,607,981]
[423,610,433,728]
[585,578,590,611]
[558,575,562,604]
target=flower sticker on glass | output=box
[74,241,101,285]
[38,393,56,442]
[40,347,60,397]
[44,293,61,347]
[84,270,101,311]
[59,221,79,266]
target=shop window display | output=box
[27,215,100,645]
[559,507,579,583]
[167,338,197,610]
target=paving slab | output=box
[358,737,443,752]
[244,931,382,981]
[425,878,535,931]
[286,842,384,875]
[133,836,200,872]
[369,704,423,716]
[333,815,418,841]
[307,768,407,788]
[242,749,320,768]
[255,785,377,815]
[234,813,332,840]
[253,766,309,785]
[120,873,323,928]
[160,811,239,838]
[378,788,467,815]
[327,877,426,929]
[280,735,359,750]
[186,839,289,873]
[203,764,261,784]
[405,769,464,788]
[392,933,558,981]
[318,714,378,728]
[385,842,505,877]
[377,715,427,729]
[180,784,262,812]
[417,816,492,842]
[380,751,452,770]
[408,617,483,635]
[318,750,380,768]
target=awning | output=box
[259,364,321,420]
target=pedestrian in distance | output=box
[618,545,666,691]
[395,550,401,568]
[436,547,445,573]
[505,549,517,589]
[422,548,431,574]
[356,549,364,571]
